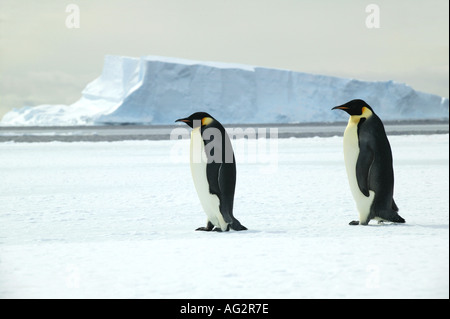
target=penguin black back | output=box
[176,112,247,231]
[333,99,405,225]
[200,114,237,225]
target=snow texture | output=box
[0,134,448,298]
[1,55,448,125]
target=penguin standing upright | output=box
[332,99,405,225]
[176,112,247,231]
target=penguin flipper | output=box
[217,164,247,230]
[216,162,236,224]
[205,162,230,221]
[355,144,374,197]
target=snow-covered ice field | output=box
[0,134,448,298]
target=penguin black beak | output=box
[332,106,349,111]
[332,105,352,115]
[175,117,193,128]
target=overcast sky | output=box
[0,0,448,118]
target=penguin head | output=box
[332,99,374,117]
[175,112,215,128]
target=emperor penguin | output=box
[176,112,247,232]
[332,99,405,225]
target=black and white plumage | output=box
[332,99,405,225]
[176,112,247,231]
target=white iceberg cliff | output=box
[2,55,448,125]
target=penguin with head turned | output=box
[332,99,405,225]
[176,112,247,232]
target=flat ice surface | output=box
[0,134,448,298]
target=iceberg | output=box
[1,55,448,125]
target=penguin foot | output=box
[195,226,230,232]
[196,227,212,231]
[349,220,360,225]
[196,221,215,231]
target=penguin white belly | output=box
[190,128,228,231]
[343,119,375,223]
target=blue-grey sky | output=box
[0,0,448,118]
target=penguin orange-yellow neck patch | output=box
[361,107,373,118]
[350,106,373,124]
[201,117,213,126]
[361,107,372,117]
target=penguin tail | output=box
[390,204,405,223]
[392,199,399,212]
[380,212,405,224]
[392,215,405,223]
[374,200,404,223]
[230,218,248,231]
